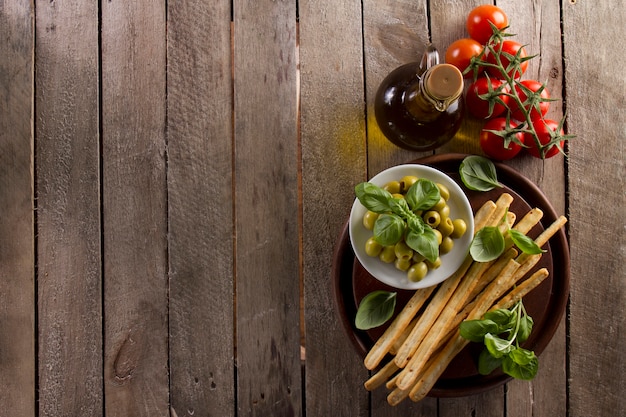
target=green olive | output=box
[437,183,450,201]
[394,241,414,260]
[392,193,405,200]
[432,197,447,212]
[437,217,454,237]
[426,256,442,270]
[395,257,412,272]
[440,236,454,254]
[383,180,401,194]
[365,237,383,257]
[450,218,467,239]
[362,210,379,230]
[432,229,443,245]
[407,261,428,282]
[400,175,419,192]
[438,203,451,220]
[423,210,441,228]
[412,252,426,263]
[379,246,396,264]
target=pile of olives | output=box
[362,175,468,282]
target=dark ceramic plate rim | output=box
[331,153,570,398]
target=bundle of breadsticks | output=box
[362,192,567,405]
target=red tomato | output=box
[467,5,509,44]
[465,77,510,119]
[485,40,529,79]
[510,80,550,121]
[524,118,564,158]
[480,117,523,160]
[445,38,484,77]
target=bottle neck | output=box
[420,63,464,111]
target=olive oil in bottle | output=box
[374,46,465,151]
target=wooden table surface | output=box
[1,1,624,416]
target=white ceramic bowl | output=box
[349,164,474,290]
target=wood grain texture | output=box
[363,1,439,415]
[496,2,568,417]
[166,1,235,416]
[34,1,103,416]
[101,1,169,416]
[430,0,485,157]
[298,0,369,415]
[1,1,622,415]
[563,0,626,416]
[232,1,302,415]
[0,1,35,416]
[363,0,432,173]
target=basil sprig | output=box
[460,300,538,380]
[355,179,441,262]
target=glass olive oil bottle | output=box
[374,46,464,151]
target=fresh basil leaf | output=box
[405,226,439,263]
[355,182,394,213]
[484,333,514,358]
[459,155,502,191]
[459,319,500,343]
[389,196,411,217]
[484,309,516,332]
[405,179,441,211]
[372,214,404,246]
[470,226,505,262]
[355,290,397,330]
[508,347,537,366]
[502,348,538,380]
[517,314,534,343]
[406,214,425,235]
[478,347,503,375]
[508,229,545,255]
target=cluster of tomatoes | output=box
[444,5,567,160]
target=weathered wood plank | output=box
[496,2,567,416]
[34,1,103,416]
[429,2,508,415]
[362,1,441,415]
[232,1,302,415]
[100,1,169,415]
[0,1,35,416]
[364,0,432,174]
[563,0,626,416]
[431,0,485,158]
[299,0,369,415]
[166,1,235,416]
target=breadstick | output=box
[483,193,514,230]
[468,247,518,301]
[394,260,492,389]
[364,285,436,370]
[390,316,418,355]
[515,215,567,264]
[387,384,411,406]
[504,208,543,249]
[493,268,550,311]
[534,215,567,247]
[473,200,497,231]
[393,255,472,368]
[408,330,466,402]
[408,259,521,401]
[364,358,399,391]
[408,267,550,402]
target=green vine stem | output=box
[466,26,574,159]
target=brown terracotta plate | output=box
[331,153,570,398]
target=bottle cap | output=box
[424,64,464,101]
